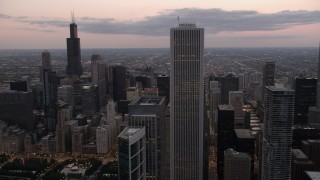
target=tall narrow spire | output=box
[71,11,76,24]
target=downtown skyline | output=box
[0,5,320,177]
[1,0,320,49]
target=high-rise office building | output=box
[40,50,52,82]
[127,87,139,101]
[43,69,58,132]
[262,85,294,180]
[42,50,52,70]
[135,75,151,90]
[244,72,250,89]
[170,24,204,180]
[40,50,58,132]
[301,139,320,170]
[66,15,83,77]
[217,105,236,179]
[91,54,107,108]
[238,73,244,91]
[0,91,34,131]
[294,78,316,124]
[97,101,117,152]
[291,149,315,180]
[261,62,275,104]
[58,85,74,107]
[10,79,28,92]
[64,120,78,153]
[72,126,85,155]
[91,54,103,84]
[112,65,127,102]
[163,104,171,180]
[212,74,239,104]
[128,96,166,180]
[229,91,244,125]
[56,109,69,153]
[96,125,111,154]
[309,45,320,124]
[118,127,146,180]
[209,80,221,131]
[209,80,221,110]
[224,148,251,180]
[24,133,35,154]
[157,75,170,105]
[81,84,98,115]
[234,129,255,178]
[41,134,56,154]
[292,126,320,149]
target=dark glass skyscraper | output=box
[66,18,83,77]
[0,91,34,131]
[157,75,170,105]
[43,69,58,132]
[212,74,239,104]
[217,105,236,179]
[10,80,28,92]
[112,65,127,102]
[262,62,275,103]
[294,78,316,124]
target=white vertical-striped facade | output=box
[96,125,111,154]
[262,85,294,180]
[170,24,204,180]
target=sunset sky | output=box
[1,0,320,48]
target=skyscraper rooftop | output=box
[178,23,196,28]
[118,127,144,140]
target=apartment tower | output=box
[262,85,294,180]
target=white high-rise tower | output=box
[170,24,204,180]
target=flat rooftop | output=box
[218,105,234,111]
[119,127,144,140]
[178,23,196,28]
[229,91,243,94]
[305,171,320,180]
[130,96,164,106]
[292,149,308,160]
[235,129,254,139]
[224,148,250,160]
[266,84,294,92]
[65,120,78,126]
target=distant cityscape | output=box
[0,18,320,180]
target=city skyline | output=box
[170,23,204,179]
[0,11,320,178]
[1,0,320,49]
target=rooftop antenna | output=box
[71,11,76,24]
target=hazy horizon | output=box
[1,0,320,48]
[0,47,318,50]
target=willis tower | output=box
[66,13,83,77]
